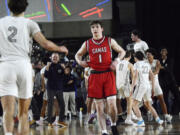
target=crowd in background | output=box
[30,46,180,123]
[0,41,179,127]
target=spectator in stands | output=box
[63,66,77,118]
[29,61,44,125]
[159,48,180,114]
[35,60,48,125]
[44,52,67,127]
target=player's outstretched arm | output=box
[33,32,68,55]
[111,38,126,60]
[75,42,88,68]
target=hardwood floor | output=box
[0,115,180,135]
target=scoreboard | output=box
[0,0,112,22]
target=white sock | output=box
[29,110,32,116]
[138,117,143,121]
[28,110,33,121]
[91,109,95,114]
[5,133,13,135]
[40,117,44,121]
[156,117,160,121]
[127,114,131,120]
[104,113,110,119]
[111,122,116,126]
[102,130,108,134]
[147,111,151,114]
[55,116,59,122]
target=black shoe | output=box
[102,133,108,135]
[116,115,124,125]
[111,126,119,135]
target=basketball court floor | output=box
[0,115,180,135]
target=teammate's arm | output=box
[131,69,138,91]
[129,63,134,81]
[41,74,45,92]
[143,42,149,52]
[149,69,155,97]
[75,42,88,68]
[84,68,89,90]
[129,63,134,95]
[33,32,68,55]
[153,60,161,75]
[111,38,126,60]
[28,20,68,54]
[84,69,89,80]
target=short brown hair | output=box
[89,20,103,27]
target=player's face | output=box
[146,52,154,61]
[90,24,103,37]
[131,33,137,41]
[51,53,59,63]
[134,57,138,62]
[65,68,71,75]
[161,49,168,56]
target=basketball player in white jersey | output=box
[146,49,172,123]
[131,52,163,126]
[131,29,149,56]
[116,51,135,125]
[0,0,68,135]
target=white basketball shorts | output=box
[0,60,33,99]
[133,84,151,102]
[149,80,163,96]
[117,84,131,99]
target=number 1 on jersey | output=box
[99,54,102,63]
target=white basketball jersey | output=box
[134,40,149,56]
[134,61,151,85]
[0,16,40,61]
[149,59,159,81]
[116,59,130,89]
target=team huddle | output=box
[115,50,171,126]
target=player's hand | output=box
[46,62,51,71]
[41,87,45,92]
[59,46,68,55]
[47,62,51,67]
[47,62,52,67]
[110,60,118,71]
[79,61,89,68]
[67,80,73,84]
